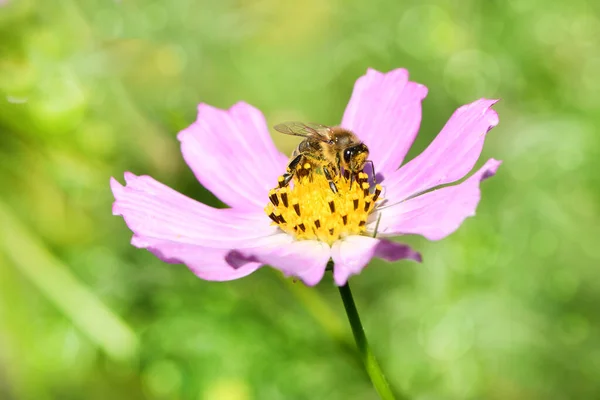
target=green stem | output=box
[338,280,396,400]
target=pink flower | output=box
[111,68,500,286]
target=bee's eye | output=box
[343,149,352,163]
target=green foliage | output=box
[1,0,599,398]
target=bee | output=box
[274,122,373,193]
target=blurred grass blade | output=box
[0,200,138,362]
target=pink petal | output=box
[112,173,332,285]
[178,102,288,211]
[111,172,277,249]
[341,68,428,178]
[331,236,422,286]
[135,233,299,281]
[372,159,501,241]
[111,173,292,281]
[237,238,331,286]
[132,238,264,281]
[384,99,499,202]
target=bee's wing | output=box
[273,122,333,143]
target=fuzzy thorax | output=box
[265,164,382,245]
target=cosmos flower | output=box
[111,68,500,286]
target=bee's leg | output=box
[281,154,304,187]
[281,173,293,187]
[287,153,304,173]
[323,166,338,194]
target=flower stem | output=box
[338,281,396,400]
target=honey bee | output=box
[274,122,373,193]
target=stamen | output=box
[373,184,382,202]
[292,199,301,216]
[268,212,279,223]
[358,172,368,184]
[328,199,336,213]
[274,211,286,224]
[297,163,311,180]
[352,194,359,211]
[281,191,289,208]
[269,190,279,206]
[264,166,383,245]
[362,182,370,197]
[297,166,307,179]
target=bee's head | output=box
[343,143,369,172]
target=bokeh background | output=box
[1,0,599,399]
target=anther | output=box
[362,182,370,197]
[314,219,321,228]
[268,212,279,223]
[296,166,306,179]
[306,166,312,178]
[359,220,366,227]
[298,223,306,232]
[364,200,371,212]
[373,184,382,202]
[274,211,285,224]
[353,195,359,211]
[292,200,301,216]
[329,228,335,235]
[278,176,285,188]
[281,191,289,208]
[342,214,348,225]
[328,199,336,213]
[269,191,279,206]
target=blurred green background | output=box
[1,0,599,399]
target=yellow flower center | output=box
[264,163,383,245]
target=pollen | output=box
[265,167,383,245]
